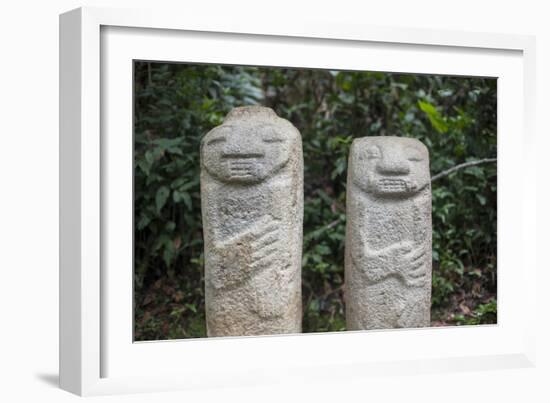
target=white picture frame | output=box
[59,6,537,396]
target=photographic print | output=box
[133,62,497,340]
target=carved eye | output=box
[207,137,226,146]
[366,146,381,159]
[406,147,423,162]
[263,137,284,144]
[260,126,284,143]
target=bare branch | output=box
[431,158,497,183]
[305,218,342,242]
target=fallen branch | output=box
[305,218,342,242]
[304,159,496,238]
[431,158,497,183]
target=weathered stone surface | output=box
[345,136,432,330]
[201,106,303,337]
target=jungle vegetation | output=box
[133,62,497,340]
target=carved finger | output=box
[408,269,425,279]
[393,241,413,253]
[411,249,426,262]
[251,247,279,268]
[407,277,427,287]
[407,261,425,275]
[404,272,427,286]
[254,223,278,240]
[397,259,419,274]
[252,232,279,251]
[410,258,425,270]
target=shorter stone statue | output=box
[201,106,303,337]
[345,136,432,330]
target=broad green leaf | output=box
[155,186,170,213]
[418,100,449,133]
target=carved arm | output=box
[351,239,427,286]
[208,216,283,290]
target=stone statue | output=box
[201,106,303,337]
[345,136,432,330]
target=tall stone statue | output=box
[345,136,432,330]
[201,106,303,337]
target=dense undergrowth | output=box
[134,63,497,340]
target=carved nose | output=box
[376,159,410,175]
[222,142,243,155]
[222,142,264,159]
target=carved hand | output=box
[378,242,428,287]
[208,216,286,290]
[354,241,427,286]
[249,216,290,271]
[396,246,427,287]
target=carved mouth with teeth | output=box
[228,159,256,178]
[377,178,412,193]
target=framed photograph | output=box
[60,6,537,396]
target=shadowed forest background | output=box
[133,62,497,340]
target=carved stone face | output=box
[351,136,430,197]
[201,107,297,184]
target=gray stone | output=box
[345,136,432,330]
[201,106,303,337]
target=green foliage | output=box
[451,298,497,325]
[133,63,263,340]
[134,63,497,340]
